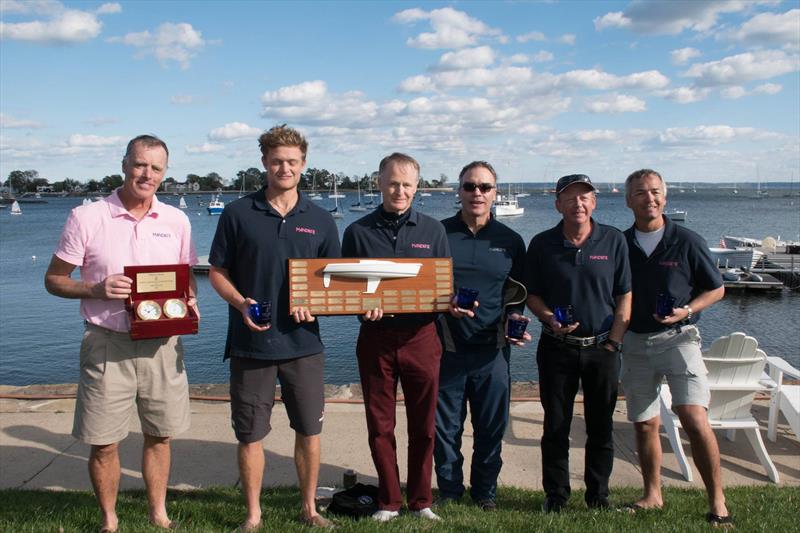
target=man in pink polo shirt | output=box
[45,135,198,533]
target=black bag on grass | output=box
[327,483,379,519]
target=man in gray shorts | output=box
[209,125,340,530]
[621,169,730,527]
[45,135,198,532]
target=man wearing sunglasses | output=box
[434,161,530,512]
[524,174,631,513]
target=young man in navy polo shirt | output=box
[525,174,631,513]
[209,125,340,531]
[342,152,450,522]
[620,169,730,527]
[434,161,529,512]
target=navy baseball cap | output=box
[556,174,597,194]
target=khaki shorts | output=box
[73,324,190,445]
[621,325,710,423]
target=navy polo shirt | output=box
[525,219,631,336]
[625,216,722,333]
[341,206,450,329]
[440,214,526,351]
[209,188,341,360]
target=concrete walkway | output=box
[1,388,798,493]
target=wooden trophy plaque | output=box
[124,263,198,340]
[288,257,453,315]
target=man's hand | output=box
[363,308,384,321]
[240,297,270,332]
[292,306,316,323]
[187,296,200,321]
[652,306,689,326]
[449,295,478,319]
[505,312,532,346]
[547,313,580,336]
[90,274,133,300]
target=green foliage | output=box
[0,486,797,532]
[4,169,39,193]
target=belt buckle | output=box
[580,336,594,347]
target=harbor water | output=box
[1,188,798,386]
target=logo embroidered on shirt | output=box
[295,226,316,235]
[152,232,172,238]
[489,247,506,253]
[410,243,431,249]
[659,260,680,268]
[589,255,608,260]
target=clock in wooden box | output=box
[124,263,198,340]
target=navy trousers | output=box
[434,346,511,501]
[536,334,620,505]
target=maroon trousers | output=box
[356,321,442,511]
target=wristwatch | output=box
[604,338,622,353]
[683,305,693,320]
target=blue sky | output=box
[1,0,798,184]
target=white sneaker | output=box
[371,510,399,522]
[412,507,441,521]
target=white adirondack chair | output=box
[659,332,779,483]
[766,356,800,442]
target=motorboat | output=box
[666,209,687,222]
[493,185,524,217]
[207,195,224,215]
[709,247,764,269]
[323,260,422,293]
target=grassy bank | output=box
[2,485,799,532]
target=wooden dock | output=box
[753,246,800,291]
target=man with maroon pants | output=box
[342,152,450,522]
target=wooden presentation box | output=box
[288,257,453,315]
[124,263,198,340]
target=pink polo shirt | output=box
[54,189,198,332]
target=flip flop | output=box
[706,512,735,529]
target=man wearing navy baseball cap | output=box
[524,173,631,512]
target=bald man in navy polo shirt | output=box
[620,169,730,527]
[525,174,631,513]
[342,153,450,522]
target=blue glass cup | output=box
[249,300,272,325]
[554,305,574,326]
[456,287,479,310]
[656,293,676,318]
[507,317,528,340]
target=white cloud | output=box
[1,8,104,43]
[658,86,711,103]
[433,66,533,88]
[720,86,747,99]
[508,53,530,64]
[186,142,224,154]
[95,3,121,15]
[67,134,123,147]
[753,82,782,94]
[656,125,766,146]
[392,7,503,49]
[594,1,764,35]
[436,46,495,70]
[0,0,62,15]
[170,94,198,105]
[557,33,576,45]
[398,75,435,93]
[208,122,261,141]
[671,47,701,65]
[0,113,43,128]
[517,31,545,43]
[682,49,799,87]
[726,9,800,46]
[532,50,554,63]
[584,94,646,113]
[108,22,206,69]
[261,81,379,127]
[261,80,327,104]
[83,116,118,127]
[559,69,670,90]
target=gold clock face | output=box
[163,298,188,319]
[136,300,162,321]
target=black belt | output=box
[541,325,609,347]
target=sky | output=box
[1,0,799,185]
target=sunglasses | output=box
[461,182,495,193]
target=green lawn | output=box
[1,485,798,532]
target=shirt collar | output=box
[550,218,599,246]
[373,205,418,227]
[252,186,311,216]
[107,188,162,219]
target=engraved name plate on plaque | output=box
[288,258,453,315]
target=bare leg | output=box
[631,417,664,509]
[89,443,121,532]
[142,434,173,528]
[295,433,321,520]
[674,405,728,517]
[238,441,265,528]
